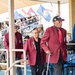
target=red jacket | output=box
[41,26,67,64]
[4,32,23,58]
[24,37,45,66]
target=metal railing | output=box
[5,49,26,75]
[67,43,75,45]
[1,43,75,75]
[0,49,8,75]
[5,59,26,75]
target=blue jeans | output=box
[16,58,22,75]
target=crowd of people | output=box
[0,15,74,75]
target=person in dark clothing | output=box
[4,25,23,75]
[24,28,45,75]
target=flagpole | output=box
[58,1,60,16]
[39,15,42,24]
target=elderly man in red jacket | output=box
[4,25,23,75]
[41,16,67,75]
[24,28,45,75]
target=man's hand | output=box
[46,50,52,55]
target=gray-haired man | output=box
[37,24,44,38]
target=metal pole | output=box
[24,51,26,75]
[8,0,15,75]
[58,1,60,16]
[7,50,9,75]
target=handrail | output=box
[0,63,7,65]
[0,49,7,51]
[11,49,24,52]
[5,59,26,74]
[14,64,25,68]
[5,49,26,75]
[67,43,75,45]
